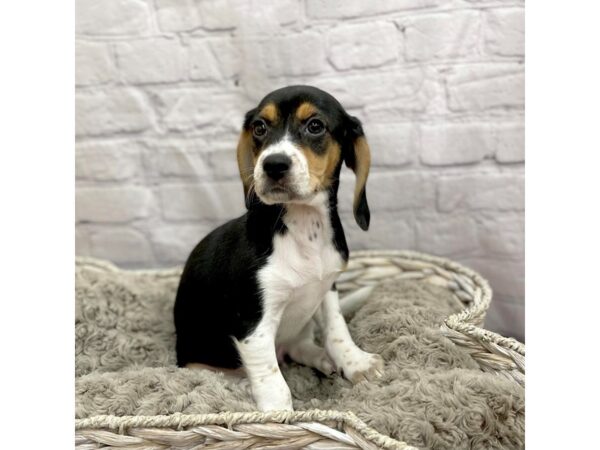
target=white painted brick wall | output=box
[327,22,400,70]
[75,0,525,340]
[402,10,481,61]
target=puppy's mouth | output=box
[257,183,297,204]
[256,179,316,205]
[269,185,288,194]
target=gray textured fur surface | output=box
[75,262,524,449]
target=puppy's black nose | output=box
[263,153,291,181]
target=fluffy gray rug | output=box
[75,260,524,450]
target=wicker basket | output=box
[75,250,525,450]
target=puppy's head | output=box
[237,85,371,230]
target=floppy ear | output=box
[343,115,371,231]
[237,108,257,209]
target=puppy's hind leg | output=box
[285,320,335,376]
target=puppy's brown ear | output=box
[343,116,371,231]
[237,108,257,209]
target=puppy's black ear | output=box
[343,115,371,231]
[237,108,257,209]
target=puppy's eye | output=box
[252,120,267,138]
[306,119,325,135]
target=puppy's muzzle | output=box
[263,153,291,182]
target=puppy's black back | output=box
[173,202,285,368]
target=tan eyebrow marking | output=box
[296,102,318,121]
[259,103,278,123]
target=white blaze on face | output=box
[254,135,312,204]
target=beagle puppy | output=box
[174,85,383,411]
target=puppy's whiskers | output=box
[245,180,256,205]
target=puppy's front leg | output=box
[235,310,293,412]
[321,289,384,384]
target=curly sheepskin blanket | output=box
[75,259,524,450]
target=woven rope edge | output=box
[75,410,416,450]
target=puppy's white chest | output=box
[274,206,341,286]
[285,210,333,276]
[259,204,343,343]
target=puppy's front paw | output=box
[254,382,294,412]
[340,351,384,384]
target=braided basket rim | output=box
[76,409,416,450]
